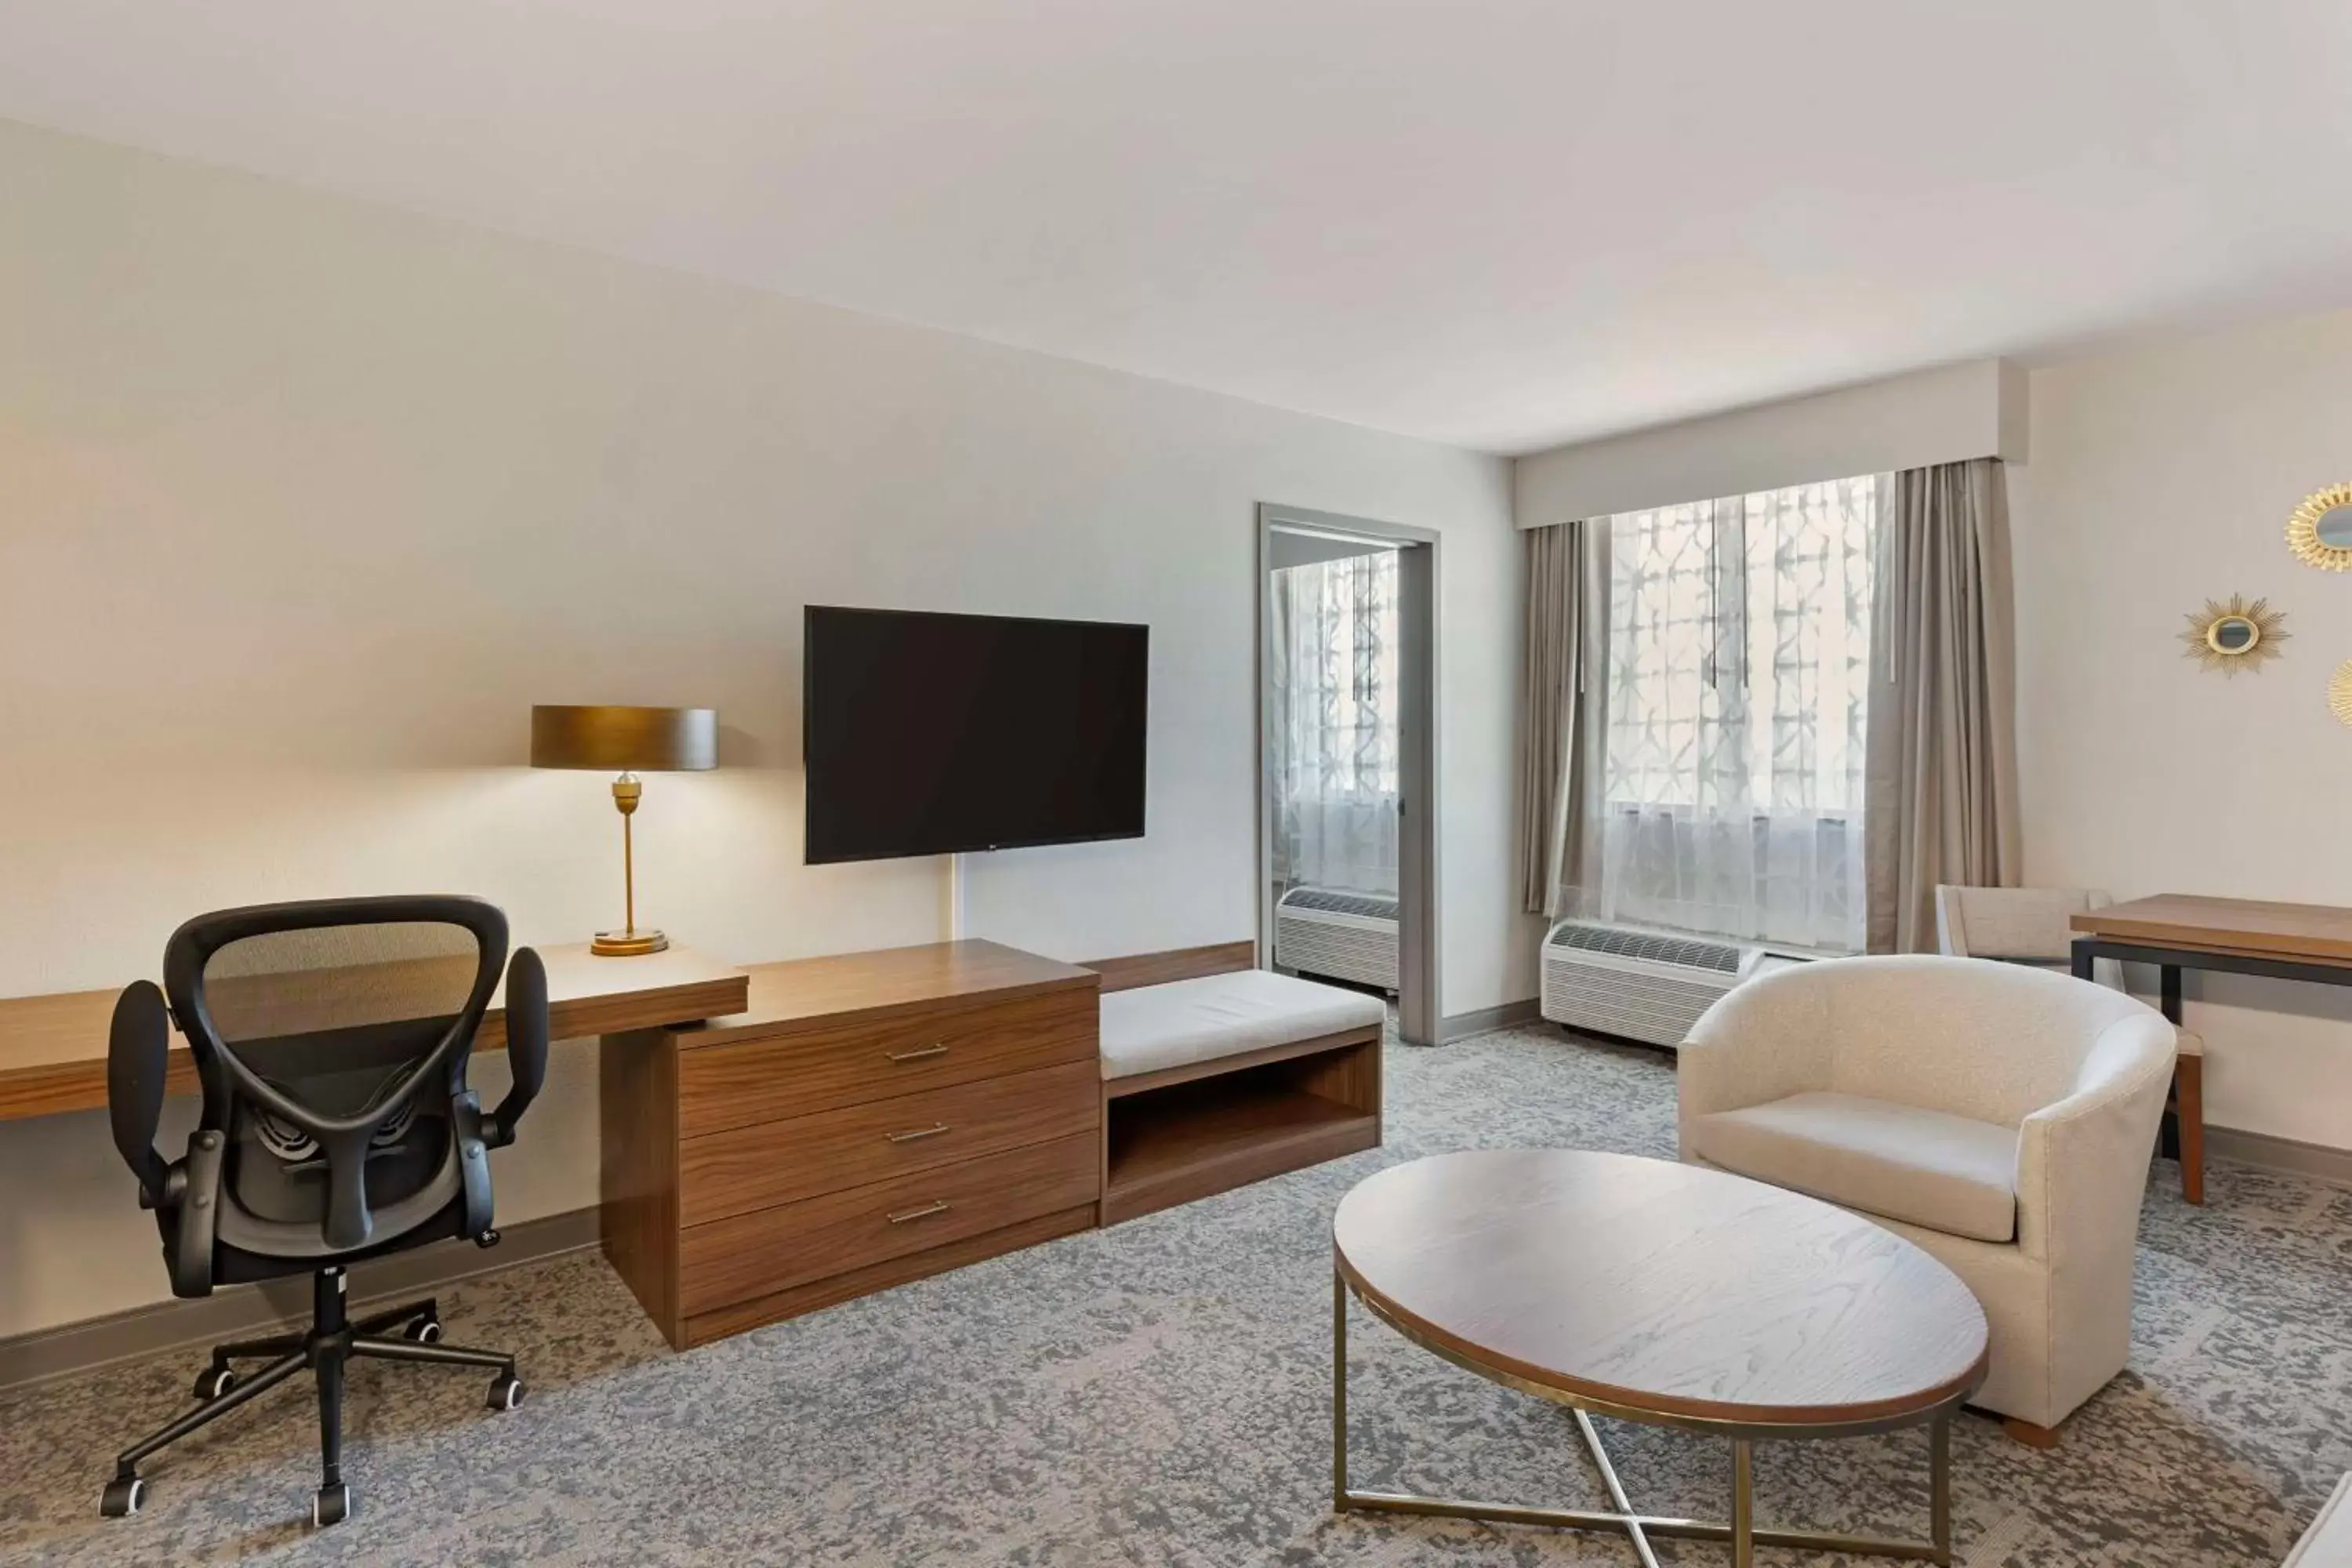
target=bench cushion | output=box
[1685,1090,2020,1243]
[1099,969,1386,1081]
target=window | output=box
[1590,474,1877,950]
[1268,548,1401,893]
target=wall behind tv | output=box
[0,118,1530,1338]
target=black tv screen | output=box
[803,606,1149,864]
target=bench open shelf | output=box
[1101,1029,1381,1225]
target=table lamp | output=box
[530,705,718,956]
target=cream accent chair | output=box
[1936,884,2206,1203]
[1679,955,2176,1443]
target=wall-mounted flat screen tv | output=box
[803,605,1149,864]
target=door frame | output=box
[1256,503,1442,1046]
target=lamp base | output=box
[591,928,670,957]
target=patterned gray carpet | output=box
[4,1024,2347,1566]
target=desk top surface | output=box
[2072,895,2352,964]
[0,942,749,1121]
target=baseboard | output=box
[0,1205,603,1395]
[1437,998,1541,1043]
[2206,1125,2352,1189]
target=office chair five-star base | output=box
[100,1264,525,1526]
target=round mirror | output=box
[2334,661,2352,729]
[2181,595,2286,674]
[2288,485,2352,571]
[2208,615,2259,653]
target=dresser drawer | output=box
[677,986,1096,1137]
[677,1059,1098,1226]
[677,1131,1098,1317]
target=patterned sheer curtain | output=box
[1268,550,1401,895]
[1581,475,1876,950]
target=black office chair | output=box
[101,895,548,1527]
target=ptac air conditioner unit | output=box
[1540,920,1760,1047]
[1274,887,1399,993]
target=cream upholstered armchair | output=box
[1679,955,2176,1444]
[1936,884,2207,1203]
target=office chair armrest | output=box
[168,1129,223,1298]
[107,981,175,1207]
[485,946,549,1148]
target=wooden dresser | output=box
[599,939,1101,1349]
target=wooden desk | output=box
[2071,895,2352,971]
[2070,894,2352,1207]
[0,943,750,1122]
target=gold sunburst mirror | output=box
[2180,595,2286,673]
[2287,484,2352,572]
[2332,662,2352,728]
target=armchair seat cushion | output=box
[1685,1091,2020,1243]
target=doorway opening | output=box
[1258,504,1439,1044]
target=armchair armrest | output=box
[2009,1009,2173,1420]
[1676,967,1837,1150]
[2015,1013,2176,1266]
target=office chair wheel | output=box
[194,1364,237,1401]
[100,1475,146,1518]
[487,1372,524,1411]
[311,1481,350,1528]
[404,1316,444,1345]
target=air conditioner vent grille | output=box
[1544,921,1741,974]
[1279,887,1399,920]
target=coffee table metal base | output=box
[1333,1270,1957,1568]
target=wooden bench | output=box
[1083,943,1385,1225]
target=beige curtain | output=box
[1865,457,2021,953]
[1518,519,1603,916]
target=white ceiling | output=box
[2,2,2349,454]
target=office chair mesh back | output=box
[192,918,491,1250]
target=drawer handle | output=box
[887,1200,952,1225]
[885,1123,951,1145]
[886,1044,950,1063]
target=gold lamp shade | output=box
[530,706,717,956]
[530,705,717,772]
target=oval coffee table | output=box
[1331,1149,1989,1567]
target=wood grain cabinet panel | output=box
[677,1133,1098,1317]
[677,988,1095,1137]
[597,942,1103,1350]
[680,1205,1097,1348]
[677,1059,1097,1226]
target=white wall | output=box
[2013,310,2352,1152]
[0,118,1532,1338]
[1515,358,2025,525]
